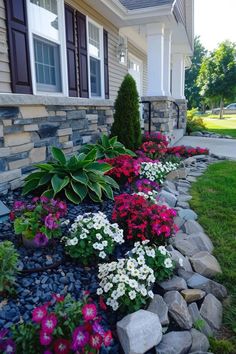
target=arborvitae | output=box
[111,74,141,150]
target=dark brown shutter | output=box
[103,29,109,99]
[65,4,78,97]
[76,11,89,98]
[5,0,32,94]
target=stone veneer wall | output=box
[0,104,113,195]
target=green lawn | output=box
[201,115,236,138]
[190,161,236,352]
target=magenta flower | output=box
[89,333,103,349]
[40,196,49,203]
[45,214,58,230]
[52,294,65,303]
[32,306,47,323]
[41,313,58,334]
[44,351,53,354]
[13,201,25,210]
[82,304,97,321]
[40,331,52,346]
[104,330,113,347]
[72,326,89,350]
[53,339,70,354]
[34,233,49,247]
[3,339,16,353]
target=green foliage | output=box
[81,134,136,159]
[111,74,141,150]
[186,108,206,134]
[209,337,236,354]
[185,36,207,109]
[198,41,236,117]
[0,241,19,295]
[23,147,119,204]
[12,323,40,354]
[193,318,206,331]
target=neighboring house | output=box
[0,0,194,194]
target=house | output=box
[0,0,194,194]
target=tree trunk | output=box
[220,97,224,119]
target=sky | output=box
[195,0,236,51]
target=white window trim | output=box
[26,0,68,96]
[128,53,143,96]
[86,17,105,100]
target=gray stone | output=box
[155,331,192,354]
[187,176,197,182]
[183,157,196,166]
[177,202,190,209]
[147,295,169,326]
[38,123,59,138]
[178,194,192,202]
[190,329,210,353]
[188,303,213,337]
[200,294,223,331]
[159,275,187,291]
[164,291,193,329]
[174,239,200,257]
[188,233,214,254]
[158,190,177,207]
[163,180,176,191]
[179,209,198,221]
[117,309,162,354]
[184,220,204,234]
[166,168,190,181]
[181,289,206,303]
[169,248,193,272]
[190,251,222,278]
[173,216,185,228]
[187,273,227,300]
[178,269,195,281]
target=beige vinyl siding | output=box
[66,0,128,100]
[0,0,11,93]
[128,42,148,96]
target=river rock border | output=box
[190,131,233,139]
[117,154,227,354]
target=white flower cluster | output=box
[97,256,155,311]
[135,190,159,204]
[140,161,179,184]
[130,241,173,269]
[64,212,124,259]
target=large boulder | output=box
[155,331,192,354]
[188,302,213,337]
[147,294,169,326]
[164,291,192,329]
[158,190,177,207]
[190,328,210,353]
[190,251,222,278]
[187,272,227,300]
[117,309,162,354]
[200,294,223,331]
[179,209,198,221]
[184,220,204,234]
[159,275,187,291]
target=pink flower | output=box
[32,306,47,323]
[103,330,113,347]
[34,233,49,247]
[40,196,49,203]
[92,321,105,336]
[40,331,52,346]
[89,333,103,349]
[53,339,70,354]
[82,304,97,321]
[72,326,89,349]
[41,313,57,334]
[52,294,65,303]
[45,214,58,230]
[13,201,25,210]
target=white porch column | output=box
[172,53,185,99]
[163,29,172,97]
[146,23,165,96]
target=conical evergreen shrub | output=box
[111,74,141,150]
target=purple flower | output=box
[40,196,49,203]
[45,215,58,230]
[13,201,25,211]
[34,233,49,247]
[3,339,16,354]
[72,326,89,350]
[92,321,105,336]
[0,329,8,340]
[32,197,39,203]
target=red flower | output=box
[89,333,103,349]
[103,330,113,347]
[52,294,65,303]
[9,212,15,221]
[99,296,107,311]
[53,339,70,354]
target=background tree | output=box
[197,41,236,118]
[185,36,207,109]
[111,74,141,150]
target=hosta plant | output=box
[0,241,19,296]
[63,212,124,266]
[129,241,174,282]
[23,147,119,204]
[12,293,113,354]
[97,257,155,313]
[81,134,136,159]
[139,161,179,184]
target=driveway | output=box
[176,136,236,159]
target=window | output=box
[88,20,103,98]
[27,0,67,94]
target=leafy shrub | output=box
[112,194,177,244]
[186,108,206,134]
[129,241,174,282]
[12,293,113,353]
[23,147,119,204]
[0,241,19,295]
[111,74,141,150]
[97,257,155,313]
[63,212,124,266]
[11,198,67,246]
[167,145,209,158]
[139,161,179,184]
[81,134,136,159]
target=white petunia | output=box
[164,258,173,268]
[129,290,136,300]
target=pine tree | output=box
[111,74,141,150]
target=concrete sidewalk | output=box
[175,136,236,159]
